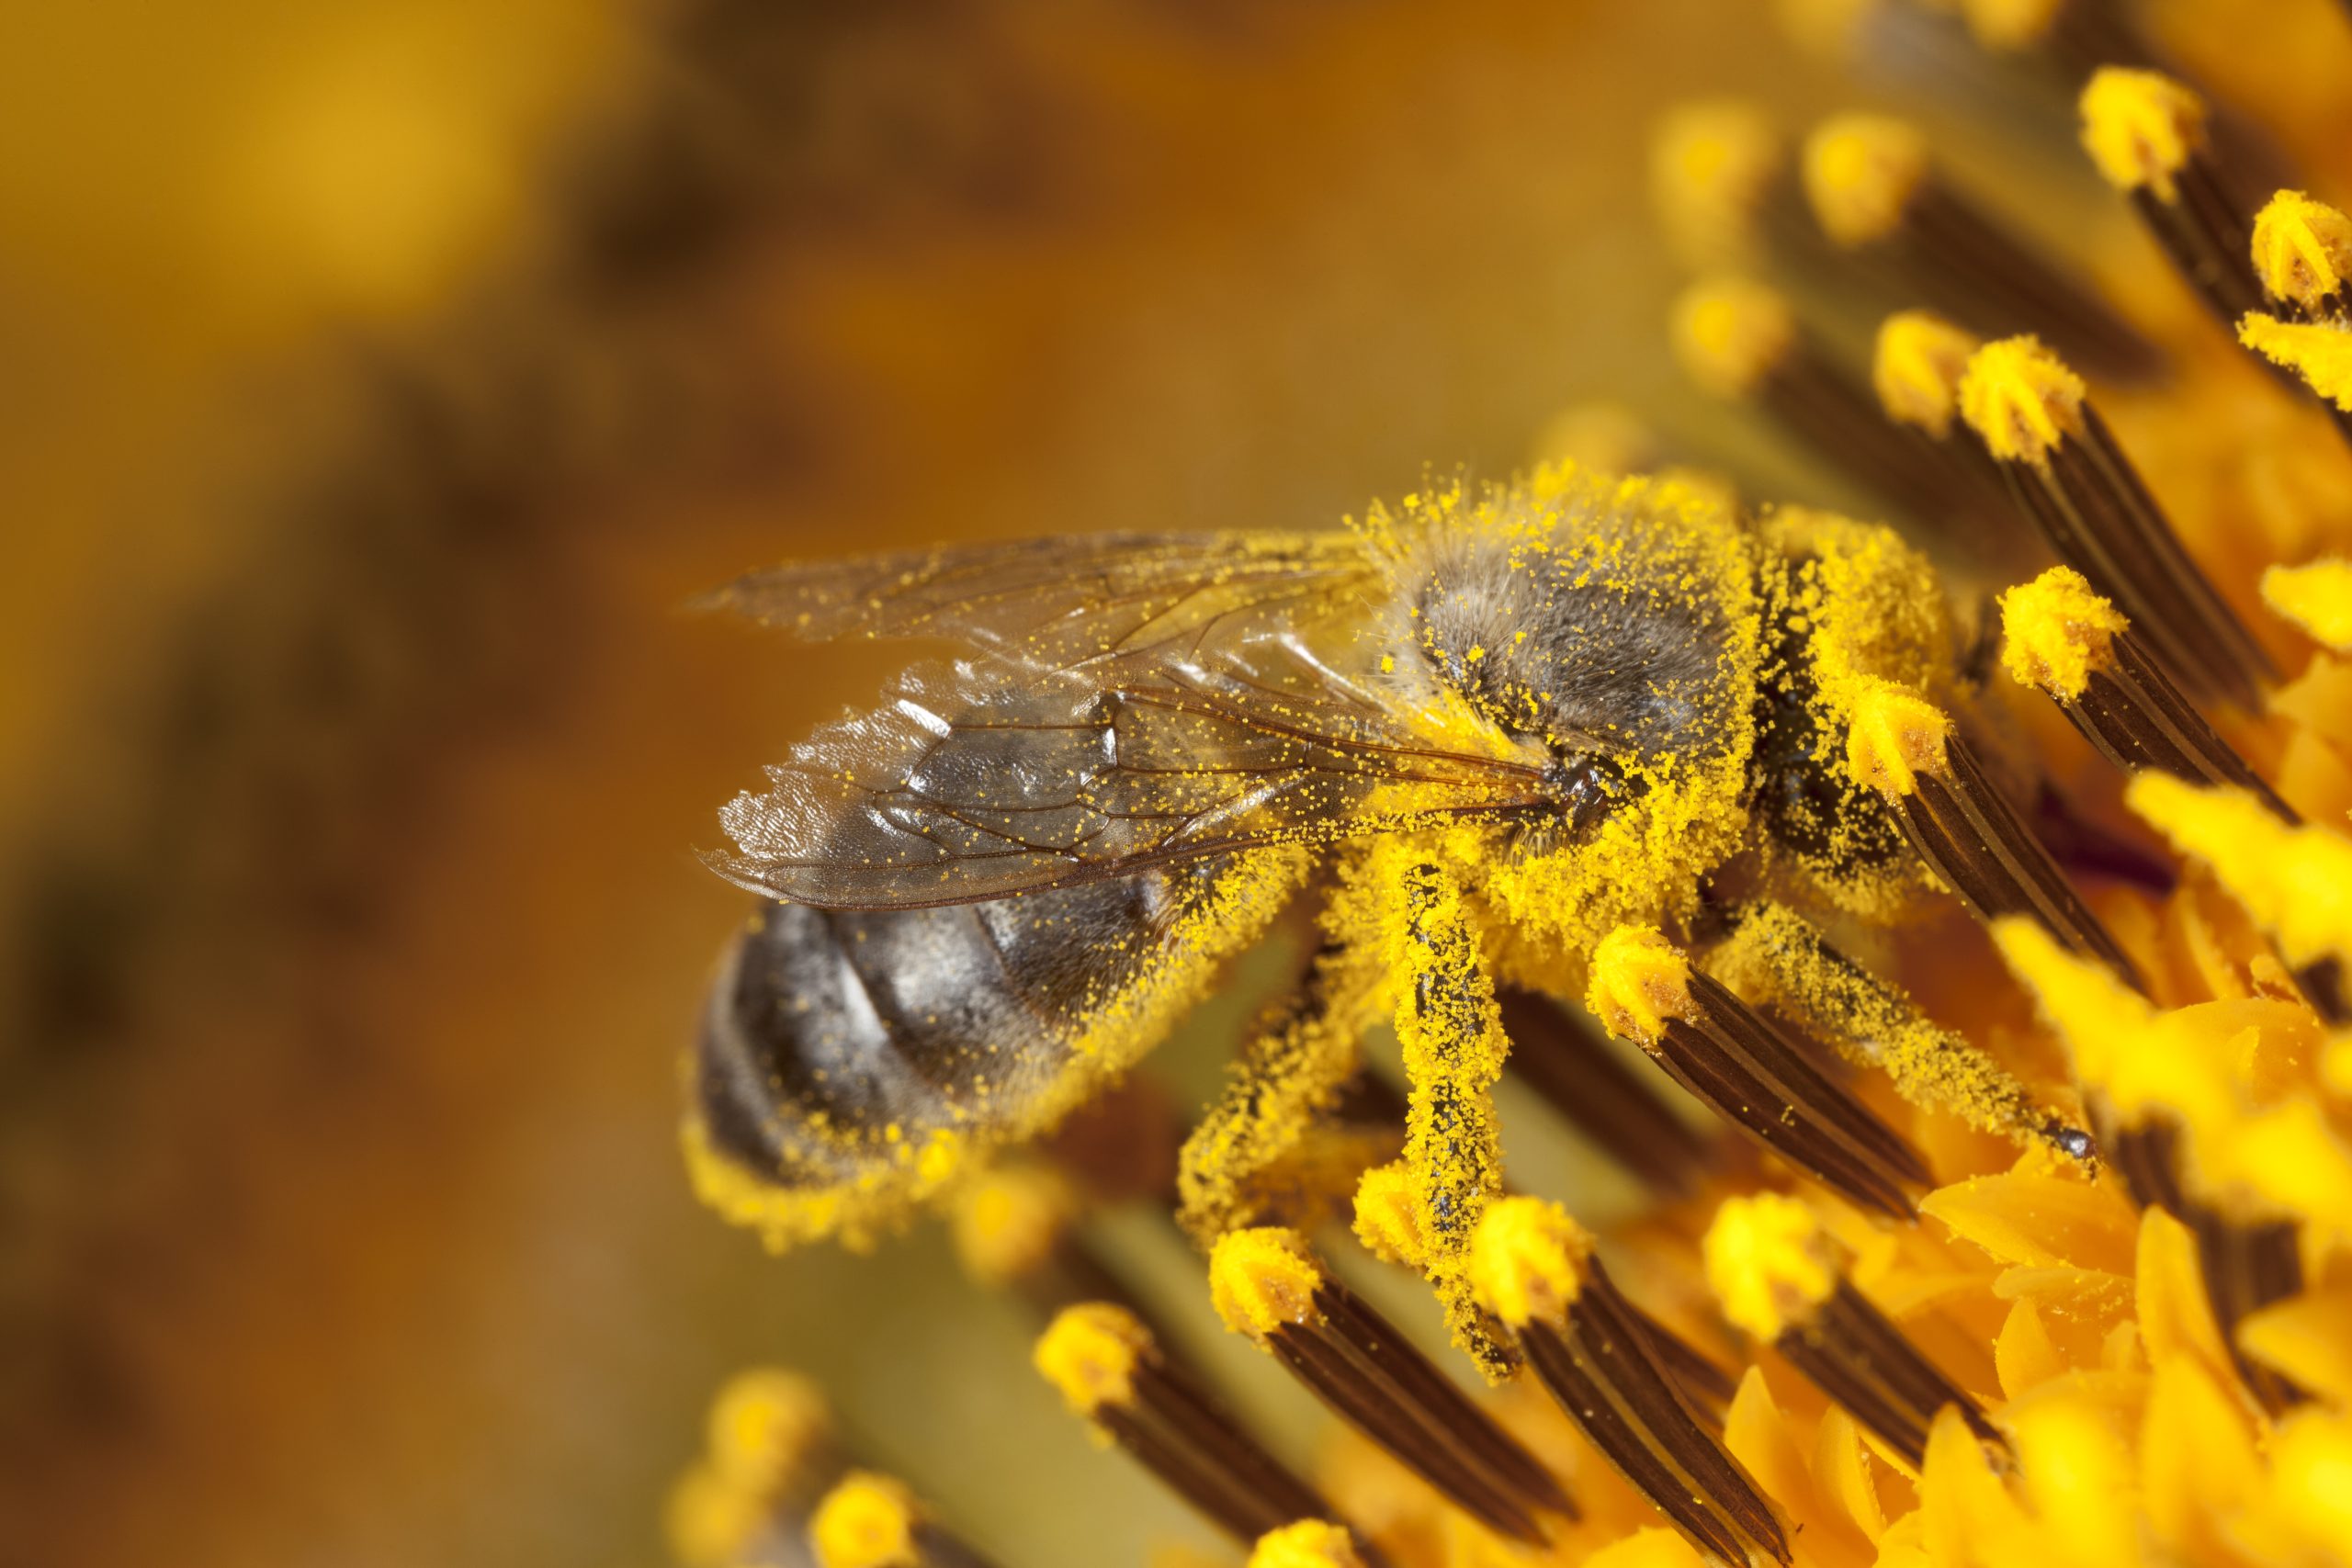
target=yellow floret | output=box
[810,1472,920,1568]
[1702,1191,1839,1341]
[1873,310,1983,437]
[2078,67,2207,202]
[1961,0,2064,50]
[1671,276,1796,398]
[1803,113,1928,247]
[1999,566,2126,699]
[1465,1195,1592,1328]
[2250,190,2352,310]
[1586,925,1696,1045]
[1034,1302,1152,1416]
[1351,1162,1429,1269]
[2262,558,2352,650]
[1208,1227,1324,1341]
[2239,312,2352,412]
[950,1165,1071,1288]
[707,1367,830,1495]
[1247,1519,1365,1568]
[1842,677,1951,796]
[1959,334,2086,463]
[1653,100,1786,265]
[2128,774,2352,968]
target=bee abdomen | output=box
[693,876,1174,1206]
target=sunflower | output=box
[668,5,2352,1564]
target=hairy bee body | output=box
[688,470,1959,1249]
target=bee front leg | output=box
[1378,852,1518,1381]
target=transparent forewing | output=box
[709,638,1555,910]
[700,532,1377,671]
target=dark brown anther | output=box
[1705,1194,1998,1472]
[1209,1230,1575,1547]
[1846,681,2146,992]
[1473,1198,1791,1567]
[1034,1303,1389,1564]
[1589,926,1929,1223]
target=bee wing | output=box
[707,637,1555,910]
[698,532,1377,671]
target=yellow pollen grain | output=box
[1962,0,2064,50]
[1999,566,2126,699]
[1652,99,1785,265]
[1958,335,2086,463]
[1465,1196,1592,1328]
[1034,1302,1152,1416]
[1670,276,1797,399]
[1803,113,1928,247]
[1586,924,1697,1045]
[707,1367,830,1494]
[2262,558,2352,650]
[2239,312,2352,412]
[2251,190,2352,310]
[1247,1519,1366,1568]
[1843,678,1952,796]
[2128,773,2352,968]
[1351,1162,1429,1269]
[1873,310,1983,437]
[1208,1227,1325,1342]
[950,1165,1071,1288]
[1704,1192,1840,1341]
[2079,67,2207,202]
[809,1472,920,1568]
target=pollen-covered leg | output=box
[1380,855,1516,1377]
[1706,899,2091,1161]
[1177,876,1390,1247]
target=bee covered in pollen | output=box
[685,464,2097,1376]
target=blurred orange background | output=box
[0,3,1976,1563]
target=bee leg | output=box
[1704,899,2096,1165]
[1175,872,1389,1249]
[1379,852,1518,1382]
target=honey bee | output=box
[686,465,2069,1365]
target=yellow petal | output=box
[1923,1170,2138,1275]
[1995,1298,2067,1400]
[1815,1404,1893,1543]
[2239,1283,2352,1406]
[2139,1355,2262,1565]
[2005,1389,2144,1566]
[2133,1206,2237,1392]
[1582,1527,1712,1568]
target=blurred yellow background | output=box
[0,3,1889,1563]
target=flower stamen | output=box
[1957,333,2274,705]
[1206,1228,1575,1544]
[810,1472,1000,1568]
[1704,1193,1998,1470]
[1588,925,1928,1220]
[1469,1198,1791,1567]
[1035,1302,1365,1554]
[1845,677,2145,987]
